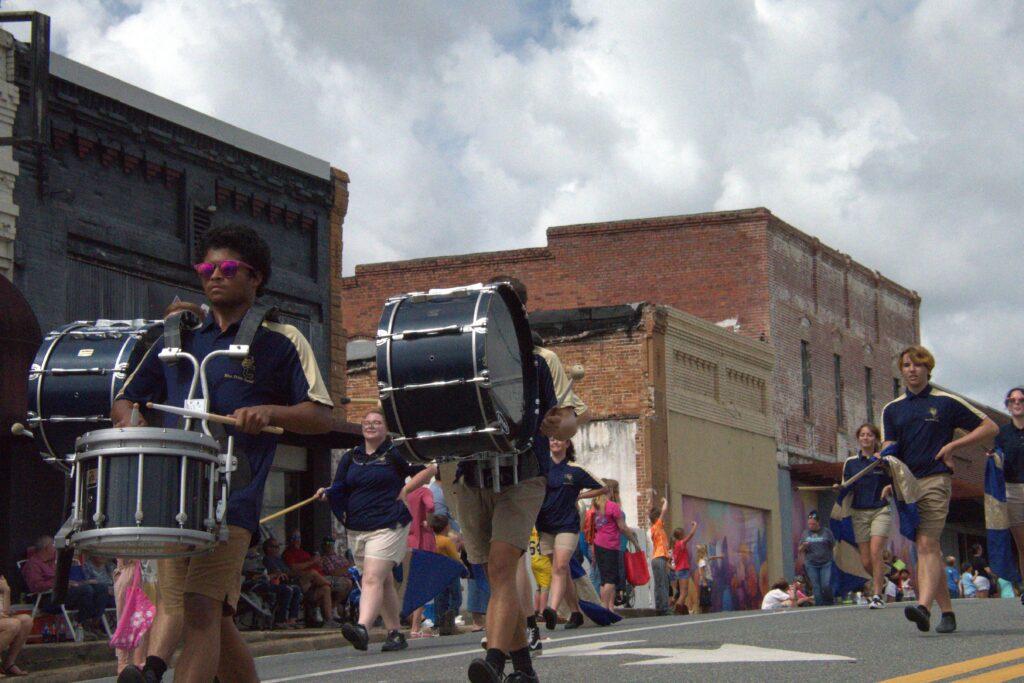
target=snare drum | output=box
[28,320,162,459]
[376,282,537,463]
[69,427,222,558]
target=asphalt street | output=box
[88,598,1024,682]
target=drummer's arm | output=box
[541,407,577,441]
[231,401,332,435]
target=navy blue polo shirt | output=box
[532,354,557,473]
[119,314,333,533]
[536,459,602,534]
[328,440,424,531]
[995,422,1024,484]
[842,454,891,510]
[881,385,985,479]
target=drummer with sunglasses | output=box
[111,225,333,683]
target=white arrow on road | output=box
[541,640,855,665]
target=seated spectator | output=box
[791,577,814,606]
[997,576,1016,599]
[0,573,32,676]
[761,579,794,610]
[81,553,116,609]
[260,539,304,628]
[973,569,991,598]
[959,563,977,598]
[430,515,463,636]
[897,568,916,601]
[282,531,335,627]
[884,576,898,603]
[944,556,960,599]
[319,538,354,621]
[22,536,108,638]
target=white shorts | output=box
[346,524,410,567]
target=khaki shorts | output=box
[347,524,410,568]
[539,531,579,556]
[916,474,952,538]
[157,525,251,615]
[1005,483,1024,527]
[451,475,546,565]
[851,505,892,543]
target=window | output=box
[833,354,844,428]
[865,367,875,424]
[801,341,812,418]
[893,377,901,399]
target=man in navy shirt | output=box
[993,387,1024,585]
[112,225,333,683]
[881,345,995,634]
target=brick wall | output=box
[328,168,349,405]
[341,208,919,463]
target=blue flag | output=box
[400,549,467,618]
[828,485,871,597]
[985,451,1022,584]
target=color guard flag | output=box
[985,451,1022,584]
[399,548,467,618]
[569,557,621,626]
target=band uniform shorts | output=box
[916,474,952,538]
[156,524,251,616]
[346,524,410,568]
[450,475,546,565]
[851,505,893,543]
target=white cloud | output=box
[6,0,1023,407]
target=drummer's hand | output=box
[164,300,205,321]
[112,401,147,428]
[540,406,577,440]
[231,405,275,434]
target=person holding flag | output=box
[881,345,997,634]
[985,387,1024,590]
[843,423,894,609]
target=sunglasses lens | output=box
[194,262,215,279]
[219,260,239,278]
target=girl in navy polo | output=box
[536,438,606,631]
[318,409,436,654]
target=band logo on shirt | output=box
[926,406,939,422]
[225,357,256,384]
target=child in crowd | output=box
[430,515,463,636]
[959,562,977,598]
[761,579,794,610]
[944,556,960,599]
[671,521,698,614]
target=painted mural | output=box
[790,488,914,577]
[678,495,769,613]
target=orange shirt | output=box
[434,534,461,562]
[650,518,670,560]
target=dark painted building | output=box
[0,21,350,585]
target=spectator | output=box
[261,539,303,628]
[429,477,460,533]
[944,556,960,599]
[406,484,436,639]
[465,559,489,633]
[22,536,108,637]
[528,529,551,630]
[695,544,722,613]
[319,539,354,621]
[0,573,32,676]
[791,577,814,606]
[884,575,899,603]
[972,569,991,598]
[592,485,639,613]
[969,543,995,587]
[997,576,1016,599]
[899,569,917,601]
[648,493,672,615]
[112,560,151,673]
[760,579,794,610]
[430,515,463,636]
[82,553,117,609]
[282,531,335,627]
[798,512,835,606]
[959,563,977,598]
[671,521,698,614]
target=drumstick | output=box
[797,458,885,493]
[796,485,836,491]
[146,402,285,435]
[10,422,34,438]
[259,493,320,524]
[558,364,585,405]
[347,398,382,405]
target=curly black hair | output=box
[197,224,271,296]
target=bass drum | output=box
[376,282,537,463]
[28,320,163,459]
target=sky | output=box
[6,0,1023,409]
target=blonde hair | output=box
[603,478,621,503]
[898,345,935,376]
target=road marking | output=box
[958,662,1024,683]
[540,640,854,665]
[260,606,850,682]
[879,647,1024,683]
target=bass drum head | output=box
[482,285,536,447]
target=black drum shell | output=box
[377,284,536,463]
[28,321,162,458]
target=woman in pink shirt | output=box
[405,484,435,637]
[591,484,639,612]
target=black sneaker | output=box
[381,629,408,652]
[527,625,542,651]
[904,604,931,632]
[439,609,456,636]
[117,665,162,683]
[936,612,957,634]
[542,607,558,631]
[341,622,369,651]
[564,611,584,630]
[467,658,504,683]
[506,672,540,682]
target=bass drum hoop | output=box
[70,527,217,559]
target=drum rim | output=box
[76,426,221,451]
[71,527,218,559]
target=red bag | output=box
[624,545,650,586]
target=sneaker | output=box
[422,618,435,629]
[455,615,466,626]
[868,595,885,609]
[542,606,558,631]
[480,634,488,650]
[341,622,370,651]
[527,625,542,651]
[506,672,540,682]
[116,664,161,683]
[936,612,957,634]
[904,604,931,632]
[381,629,408,652]
[467,658,504,683]
[565,611,584,629]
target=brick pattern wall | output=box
[328,168,349,406]
[0,32,19,280]
[341,209,919,464]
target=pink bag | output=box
[109,562,155,651]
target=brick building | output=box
[0,17,351,578]
[342,208,920,466]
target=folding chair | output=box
[17,559,80,642]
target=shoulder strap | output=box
[161,309,201,363]
[235,303,278,353]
